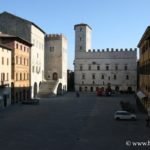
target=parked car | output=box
[114,110,136,120]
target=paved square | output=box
[0,92,150,150]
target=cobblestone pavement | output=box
[0,92,150,150]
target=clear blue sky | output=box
[0,0,150,69]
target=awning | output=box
[136,91,147,100]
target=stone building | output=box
[137,26,150,110]
[0,42,12,108]
[38,34,67,96]
[74,23,137,92]
[0,33,32,103]
[0,11,45,98]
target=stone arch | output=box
[34,82,37,98]
[57,83,62,95]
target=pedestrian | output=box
[76,91,80,97]
[146,115,150,127]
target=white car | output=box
[114,110,136,120]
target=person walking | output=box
[76,91,80,97]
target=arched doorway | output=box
[115,86,119,92]
[53,72,58,80]
[128,87,132,93]
[57,83,62,95]
[79,87,82,92]
[90,87,93,92]
[85,87,87,92]
[34,82,37,98]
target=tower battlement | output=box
[45,34,64,40]
[87,48,137,53]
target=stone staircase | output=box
[37,80,57,98]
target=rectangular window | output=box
[1,73,5,81]
[16,56,18,64]
[50,47,54,52]
[80,65,83,71]
[88,65,91,70]
[20,73,22,80]
[126,75,129,80]
[114,75,116,80]
[80,46,82,50]
[16,43,18,49]
[20,45,22,50]
[106,65,109,70]
[124,65,128,70]
[92,74,95,79]
[101,74,104,79]
[82,74,85,79]
[2,57,4,65]
[97,66,100,70]
[115,65,118,70]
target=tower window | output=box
[80,27,82,31]
[80,46,82,50]
[50,47,54,52]
[80,65,83,71]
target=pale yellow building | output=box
[0,33,32,103]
